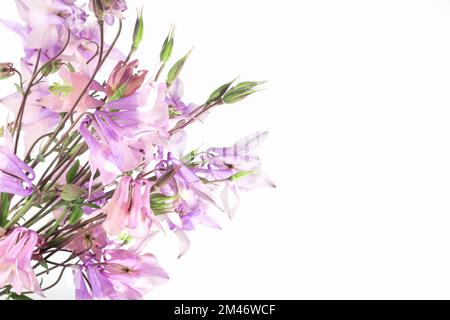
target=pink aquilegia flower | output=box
[107,59,148,99]
[74,249,168,300]
[0,228,41,295]
[103,176,160,238]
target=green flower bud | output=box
[92,0,105,21]
[166,49,192,86]
[223,81,266,104]
[160,25,175,63]
[61,184,85,202]
[0,63,14,80]
[207,77,239,104]
[132,8,144,52]
[41,60,62,77]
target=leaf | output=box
[9,293,33,300]
[66,160,80,183]
[69,206,84,225]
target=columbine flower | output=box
[0,85,59,154]
[40,67,104,114]
[0,228,41,295]
[165,79,198,119]
[80,112,146,184]
[15,0,86,50]
[89,0,127,25]
[0,145,35,196]
[74,249,168,300]
[67,225,107,261]
[107,60,148,100]
[154,156,221,257]
[202,132,275,218]
[103,176,160,238]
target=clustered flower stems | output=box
[0,0,273,300]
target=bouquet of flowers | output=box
[0,0,273,300]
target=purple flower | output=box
[202,132,275,218]
[155,156,221,257]
[73,249,168,300]
[89,0,128,25]
[0,145,35,196]
[166,79,198,119]
[0,228,41,295]
[80,112,146,185]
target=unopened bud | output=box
[61,184,85,202]
[160,25,175,63]
[166,49,192,86]
[132,7,144,52]
[0,63,14,80]
[207,77,239,104]
[92,0,105,21]
[41,60,62,77]
[223,81,266,104]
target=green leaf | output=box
[14,83,25,95]
[166,49,192,86]
[69,206,84,225]
[0,193,11,227]
[66,160,80,183]
[9,293,33,300]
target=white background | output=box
[2,0,450,299]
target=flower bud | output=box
[132,7,144,52]
[207,77,238,104]
[223,81,266,104]
[61,184,85,202]
[0,63,14,80]
[160,25,175,63]
[91,0,105,21]
[166,49,192,86]
[41,60,62,77]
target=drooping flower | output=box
[165,79,198,120]
[14,0,86,50]
[0,85,60,154]
[74,248,168,300]
[80,112,146,184]
[0,228,41,295]
[66,225,108,261]
[0,145,35,196]
[40,67,104,114]
[102,176,160,238]
[89,0,127,25]
[154,156,221,257]
[202,132,275,218]
[106,59,148,99]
